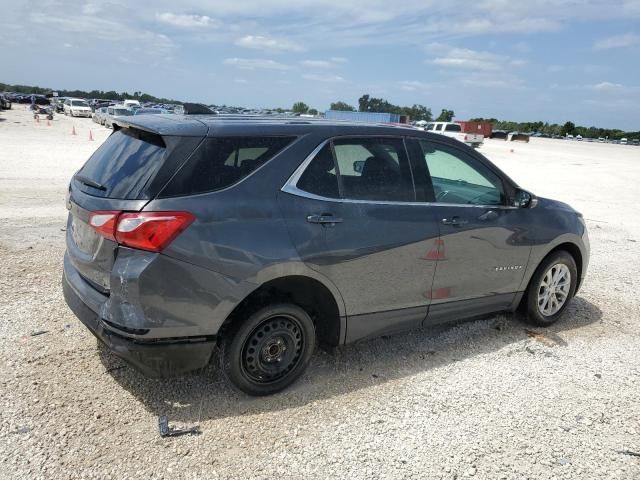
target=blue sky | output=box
[3,0,640,129]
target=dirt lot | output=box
[1,106,639,480]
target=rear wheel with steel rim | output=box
[525,250,578,326]
[221,304,316,396]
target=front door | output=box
[279,136,440,342]
[409,139,533,323]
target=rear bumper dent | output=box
[62,272,216,377]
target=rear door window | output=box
[296,137,415,202]
[297,144,339,198]
[75,129,166,199]
[160,136,295,197]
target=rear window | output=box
[445,124,461,132]
[75,129,166,199]
[159,136,295,197]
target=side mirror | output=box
[514,189,538,208]
[353,160,365,174]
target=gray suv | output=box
[63,116,589,395]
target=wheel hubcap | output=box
[241,315,304,384]
[537,263,571,316]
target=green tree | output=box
[399,104,432,122]
[308,108,318,116]
[292,101,309,114]
[358,94,395,113]
[435,109,455,122]
[560,121,576,136]
[330,101,355,111]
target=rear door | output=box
[279,136,440,342]
[408,138,532,322]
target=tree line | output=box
[469,118,639,140]
[4,82,636,138]
[0,82,181,104]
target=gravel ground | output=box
[1,106,639,480]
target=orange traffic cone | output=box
[72,126,77,136]
[89,130,94,141]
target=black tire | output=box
[525,250,577,326]
[221,303,315,396]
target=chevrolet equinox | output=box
[62,115,589,395]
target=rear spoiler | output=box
[112,114,208,137]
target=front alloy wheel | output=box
[537,263,571,316]
[525,250,578,326]
[221,304,316,396]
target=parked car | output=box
[20,95,50,106]
[0,94,11,109]
[62,117,589,396]
[425,122,484,148]
[93,107,108,124]
[103,105,133,128]
[64,98,92,117]
[620,138,628,145]
[133,108,167,115]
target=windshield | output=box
[113,108,132,116]
[71,100,88,107]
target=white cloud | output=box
[301,60,335,68]
[589,81,624,91]
[593,33,639,50]
[329,57,348,63]
[399,80,432,92]
[459,72,526,90]
[156,12,214,28]
[236,35,304,52]
[223,58,290,70]
[301,74,344,82]
[432,48,504,71]
[82,2,101,15]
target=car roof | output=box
[114,114,430,138]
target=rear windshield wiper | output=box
[75,174,107,191]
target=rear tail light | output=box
[88,211,119,241]
[88,211,194,252]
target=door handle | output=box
[307,214,344,225]
[441,216,468,226]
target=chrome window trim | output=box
[280,137,519,210]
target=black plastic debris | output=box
[158,415,201,438]
[30,330,49,337]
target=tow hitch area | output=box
[158,415,201,438]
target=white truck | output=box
[123,99,141,109]
[425,122,484,148]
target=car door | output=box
[279,135,440,343]
[408,138,533,323]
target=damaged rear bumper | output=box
[62,271,216,377]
